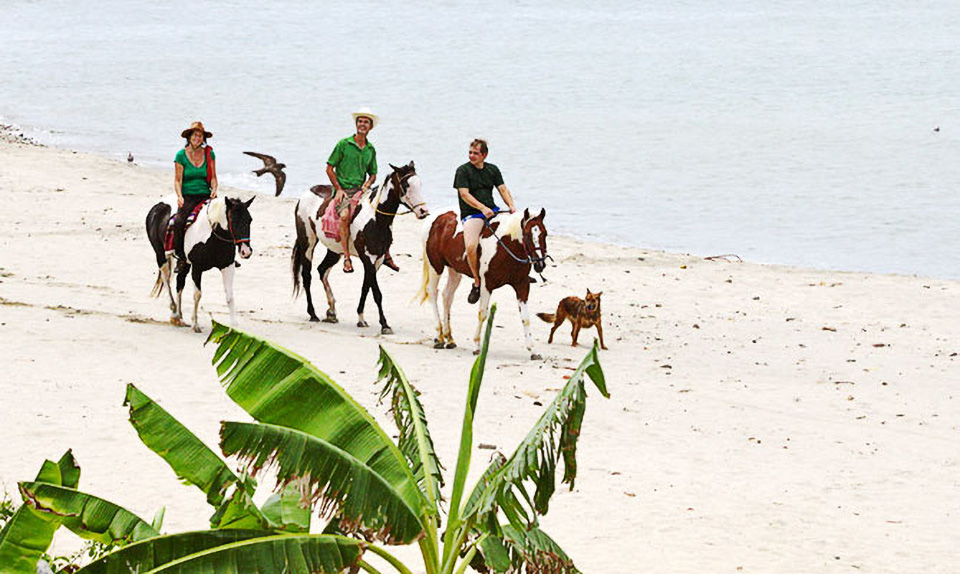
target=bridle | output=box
[210,203,250,246]
[374,171,426,217]
[483,215,553,278]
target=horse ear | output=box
[408,161,415,169]
[539,207,546,220]
[244,197,255,208]
[523,207,530,220]
[389,163,399,171]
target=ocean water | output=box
[3,1,960,278]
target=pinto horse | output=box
[145,196,254,332]
[292,162,429,334]
[416,208,549,359]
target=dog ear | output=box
[587,288,593,295]
[596,291,602,297]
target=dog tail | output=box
[536,312,555,323]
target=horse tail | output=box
[413,215,438,306]
[150,270,164,298]
[536,312,555,323]
[291,200,307,298]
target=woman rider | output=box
[173,121,217,272]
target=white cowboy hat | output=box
[352,107,379,129]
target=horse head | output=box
[388,161,430,219]
[224,196,255,259]
[522,207,549,273]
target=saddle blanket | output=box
[164,200,208,252]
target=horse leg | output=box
[300,249,319,322]
[161,257,177,316]
[440,272,462,349]
[514,284,541,360]
[357,260,372,329]
[173,264,190,327]
[424,265,444,348]
[365,261,391,335]
[317,250,340,323]
[472,288,492,356]
[191,267,203,333]
[221,264,237,325]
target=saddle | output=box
[163,200,209,252]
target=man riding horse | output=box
[454,138,517,304]
[325,107,399,274]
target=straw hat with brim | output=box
[181,121,212,139]
[352,107,379,129]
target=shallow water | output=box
[4,0,959,277]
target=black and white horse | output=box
[292,162,429,334]
[145,196,254,332]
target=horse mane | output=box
[207,197,228,228]
[497,211,525,241]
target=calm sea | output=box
[3,1,959,278]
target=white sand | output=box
[2,140,959,572]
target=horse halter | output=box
[211,204,250,246]
[483,216,553,280]
[374,171,425,217]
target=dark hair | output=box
[470,138,488,155]
[184,130,207,147]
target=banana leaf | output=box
[376,344,444,509]
[0,451,78,573]
[75,529,269,574]
[484,525,578,574]
[18,482,159,545]
[205,322,425,514]
[124,384,241,508]
[220,421,424,544]
[142,534,366,573]
[473,340,608,523]
[260,481,311,532]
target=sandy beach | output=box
[2,137,959,572]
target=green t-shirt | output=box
[175,148,216,196]
[327,136,377,190]
[453,162,504,218]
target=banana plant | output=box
[22,302,606,573]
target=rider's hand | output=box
[509,206,517,214]
[334,188,345,203]
[482,207,495,219]
[210,189,217,199]
[177,194,184,208]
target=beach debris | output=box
[478,443,497,450]
[704,254,742,262]
[822,326,837,332]
[243,151,287,196]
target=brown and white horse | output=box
[415,208,549,359]
[292,162,429,334]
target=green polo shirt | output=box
[327,136,377,190]
[453,162,504,218]
[175,148,215,196]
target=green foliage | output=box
[10,302,607,573]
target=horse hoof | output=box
[445,342,457,349]
[192,325,202,334]
[530,353,543,361]
[170,317,186,327]
[357,320,369,328]
[322,317,338,324]
[434,341,446,349]
[381,327,393,335]
[309,316,320,323]
[473,349,480,356]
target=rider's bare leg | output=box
[339,205,353,272]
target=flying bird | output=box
[243,151,287,196]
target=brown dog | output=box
[537,289,607,349]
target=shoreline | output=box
[3,139,960,572]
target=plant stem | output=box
[452,533,488,574]
[366,544,415,574]
[358,560,383,574]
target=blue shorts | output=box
[461,206,500,223]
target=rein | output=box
[209,204,250,246]
[374,172,425,217]
[483,216,553,271]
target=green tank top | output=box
[175,148,215,196]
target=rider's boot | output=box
[383,251,400,272]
